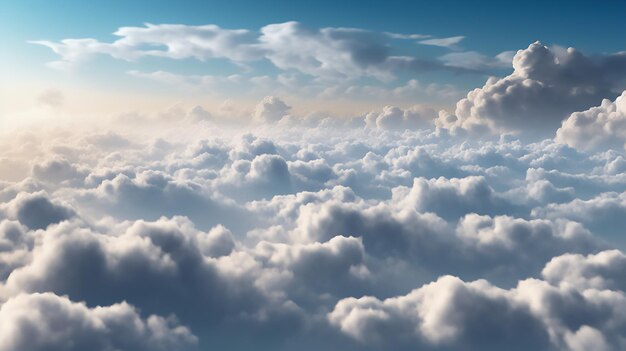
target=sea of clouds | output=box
[2,42,626,351]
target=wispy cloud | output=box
[31,22,476,81]
[418,35,465,48]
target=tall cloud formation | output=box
[5,39,626,350]
[437,42,626,137]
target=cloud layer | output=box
[6,38,626,350]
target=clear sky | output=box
[2,0,625,118]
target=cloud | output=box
[2,98,626,350]
[258,22,395,80]
[0,220,31,280]
[531,190,626,245]
[329,268,626,351]
[364,105,437,131]
[2,192,74,230]
[385,32,431,40]
[32,156,88,186]
[254,96,292,123]
[0,292,197,351]
[391,176,521,220]
[30,23,263,69]
[542,249,626,291]
[418,35,465,49]
[556,90,626,151]
[32,22,488,83]
[69,169,250,231]
[328,275,550,350]
[0,217,300,330]
[437,42,626,137]
[439,50,515,70]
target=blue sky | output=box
[4,0,625,50]
[1,0,625,116]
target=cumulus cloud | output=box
[328,275,551,350]
[329,266,626,351]
[437,42,626,137]
[556,90,626,151]
[364,105,437,131]
[254,96,292,123]
[1,192,74,230]
[2,88,626,350]
[391,176,520,220]
[0,217,300,331]
[542,249,626,291]
[78,171,248,231]
[531,190,626,246]
[0,292,197,351]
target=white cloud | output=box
[418,35,465,49]
[254,96,292,123]
[437,42,626,137]
[364,105,437,131]
[32,22,493,84]
[329,270,626,350]
[2,94,626,349]
[0,292,197,351]
[30,23,263,69]
[258,22,396,81]
[556,90,626,151]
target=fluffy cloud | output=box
[437,42,626,137]
[556,90,626,151]
[0,217,300,332]
[364,105,437,131]
[391,176,520,220]
[254,96,292,123]
[531,190,626,246]
[1,192,74,230]
[542,250,626,291]
[2,95,626,350]
[69,170,250,231]
[329,266,626,351]
[259,22,396,80]
[328,276,551,350]
[0,292,197,351]
[0,220,31,280]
